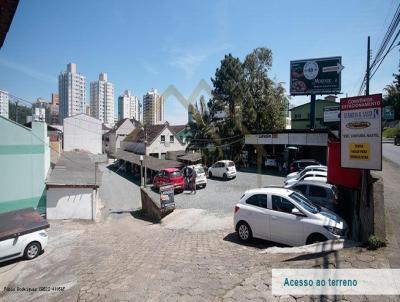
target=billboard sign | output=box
[340,94,382,170]
[323,106,340,122]
[290,57,343,95]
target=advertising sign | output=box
[383,106,395,120]
[323,106,340,122]
[290,57,343,95]
[159,184,175,211]
[340,94,382,170]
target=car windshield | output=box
[170,171,181,177]
[195,167,205,174]
[227,161,235,167]
[290,192,319,214]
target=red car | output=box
[153,168,185,192]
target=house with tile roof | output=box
[122,122,186,159]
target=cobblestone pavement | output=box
[0,214,398,302]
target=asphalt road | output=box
[383,141,400,166]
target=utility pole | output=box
[366,36,370,96]
[310,94,316,129]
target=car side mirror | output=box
[291,208,304,216]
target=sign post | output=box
[340,94,382,170]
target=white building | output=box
[58,63,86,124]
[90,73,115,127]
[0,90,9,119]
[104,118,139,155]
[63,114,102,154]
[32,98,48,122]
[143,89,164,125]
[123,122,186,159]
[118,90,140,121]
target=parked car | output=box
[208,160,237,180]
[286,180,339,212]
[153,168,185,192]
[284,170,327,186]
[264,156,278,168]
[286,165,327,181]
[233,187,348,246]
[0,208,49,263]
[395,133,400,146]
[182,164,208,189]
[289,159,320,173]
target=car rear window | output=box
[227,161,235,167]
[195,167,205,174]
[170,171,181,177]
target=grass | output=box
[383,127,399,138]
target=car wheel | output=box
[223,173,228,180]
[24,242,41,260]
[203,184,206,189]
[237,222,252,242]
[208,172,213,178]
[306,233,328,245]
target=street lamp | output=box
[140,155,144,187]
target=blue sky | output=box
[0,0,399,124]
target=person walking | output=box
[189,167,197,194]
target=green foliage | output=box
[367,235,386,250]
[383,127,399,138]
[9,102,32,124]
[384,66,400,120]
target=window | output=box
[272,195,295,214]
[227,161,235,167]
[161,135,165,142]
[309,186,327,198]
[294,185,308,195]
[245,194,269,209]
[170,135,174,143]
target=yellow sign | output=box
[348,143,370,161]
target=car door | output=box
[0,236,22,260]
[269,195,305,246]
[215,162,223,178]
[243,194,270,240]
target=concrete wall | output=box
[47,187,97,220]
[0,118,50,214]
[64,114,102,154]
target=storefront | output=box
[244,129,337,166]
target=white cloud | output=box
[0,57,57,84]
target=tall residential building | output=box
[90,73,114,126]
[118,90,140,121]
[58,63,86,124]
[143,89,164,125]
[0,90,9,119]
[48,93,59,125]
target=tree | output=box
[384,66,400,119]
[242,47,286,132]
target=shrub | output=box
[383,128,399,138]
[367,235,386,250]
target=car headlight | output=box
[324,226,344,236]
[38,231,48,237]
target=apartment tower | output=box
[143,89,164,125]
[58,63,86,124]
[90,73,115,127]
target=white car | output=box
[208,160,237,180]
[284,170,327,186]
[264,156,278,168]
[186,164,207,188]
[233,187,348,246]
[286,165,327,181]
[0,230,48,263]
